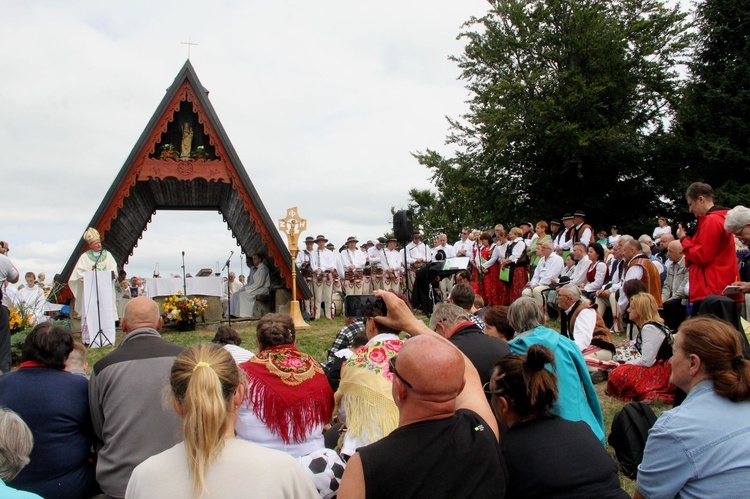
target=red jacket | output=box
[681,207,740,303]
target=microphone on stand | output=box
[222,250,234,271]
[181,251,187,295]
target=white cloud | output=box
[0,0,487,280]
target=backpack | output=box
[608,402,657,479]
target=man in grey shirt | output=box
[89,297,184,498]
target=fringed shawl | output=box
[240,345,334,444]
[334,338,402,445]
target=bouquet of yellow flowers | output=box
[9,305,35,333]
[162,291,207,322]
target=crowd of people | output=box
[1,181,750,497]
[294,186,748,330]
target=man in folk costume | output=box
[571,210,595,245]
[555,213,575,258]
[334,304,405,459]
[368,238,387,291]
[68,227,118,343]
[557,284,616,374]
[326,242,344,298]
[432,233,456,300]
[339,236,368,296]
[311,235,336,319]
[520,221,534,242]
[381,238,403,293]
[549,218,563,244]
[296,235,316,316]
[618,235,663,315]
[595,238,626,331]
[360,241,375,294]
[405,231,432,298]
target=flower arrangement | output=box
[162,291,207,322]
[9,305,35,333]
[190,145,210,161]
[159,143,178,160]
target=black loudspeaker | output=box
[393,210,414,241]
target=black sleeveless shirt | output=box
[358,409,508,498]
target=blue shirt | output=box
[0,479,42,498]
[638,380,750,498]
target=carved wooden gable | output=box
[59,61,308,299]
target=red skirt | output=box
[606,360,675,404]
[482,265,500,307]
[507,266,528,304]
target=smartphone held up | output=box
[344,295,387,318]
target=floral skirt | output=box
[606,360,675,404]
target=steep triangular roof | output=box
[60,60,309,299]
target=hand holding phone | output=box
[344,295,387,318]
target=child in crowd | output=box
[65,342,89,378]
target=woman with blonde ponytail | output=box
[636,317,750,499]
[125,344,317,498]
[488,345,627,498]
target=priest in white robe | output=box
[68,227,118,339]
[15,272,46,325]
[234,254,270,318]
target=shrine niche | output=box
[150,101,218,161]
[58,60,310,301]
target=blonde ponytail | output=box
[170,344,242,496]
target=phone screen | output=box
[344,295,387,318]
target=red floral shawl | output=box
[240,345,334,444]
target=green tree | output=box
[412,0,691,230]
[674,0,750,207]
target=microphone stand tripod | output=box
[401,240,411,300]
[222,251,233,326]
[88,253,112,349]
[181,251,187,295]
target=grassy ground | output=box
[75,315,657,495]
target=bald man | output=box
[89,297,184,498]
[338,291,508,499]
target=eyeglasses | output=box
[388,355,413,389]
[483,379,506,398]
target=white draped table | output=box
[145,276,224,298]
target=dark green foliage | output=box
[675,0,750,199]
[409,0,692,235]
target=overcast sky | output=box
[0,0,490,281]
